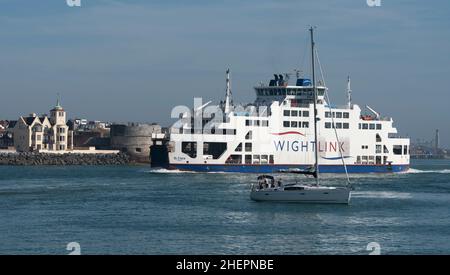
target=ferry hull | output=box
[166,164,409,173]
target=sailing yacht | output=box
[250,27,352,204]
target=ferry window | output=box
[376,145,382,154]
[359,123,362,129]
[369,156,375,164]
[343,123,349,129]
[255,120,260,126]
[261,155,269,164]
[302,122,309,128]
[336,122,342,129]
[384,145,389,153]
[253,155,260,164]
[283,121,290,127]
[362,156,368,164]
[245,143,252,152]
[336,112,343,118]
[362,123,368,129]
[245,131,252,140]
[284,110,290,116]
[325,122,331,129]
[343,112,349,118]
[376,156,382,165]
[376,134,382,142]
[369,124,375,130]
[269,155,274,164]
[262,120,269,127]
[403,145,408,155]
[203,142,227,159]
[245,120,251,126]
[376,124,382,130]
[291,121,298,128]
[325,112,331,118]
[303,111,310,117]
[225,129,237,135]
[182,142,197,158]
[356,156,361,164]
[393,145,402,155]
[235,143,242,152]
[291,110,298,116]
[245,155,252,164]
[226,155,242,164]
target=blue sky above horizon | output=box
[0,0,449,146]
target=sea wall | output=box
[0,152,130,166]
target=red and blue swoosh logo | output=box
[321,156,352,160]
[271,131,305,136]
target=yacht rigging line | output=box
[314,48,352,186]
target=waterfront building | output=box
[12,100,73,152]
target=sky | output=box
[0,0,449,147]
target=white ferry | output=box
[151,70,410,173]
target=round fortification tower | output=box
[110,123,161,163]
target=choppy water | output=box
[0,159,449,255]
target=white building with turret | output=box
[12,100,73,152]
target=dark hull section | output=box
[150,144,169,168]
[168,163,410,173]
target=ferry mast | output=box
[224,69,232,114]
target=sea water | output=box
[0,159,449,254]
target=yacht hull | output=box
[250,187,351,204]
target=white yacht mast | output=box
[310,27,319,185]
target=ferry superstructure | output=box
[151,71,410,173]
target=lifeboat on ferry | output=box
[360,115,374,121]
